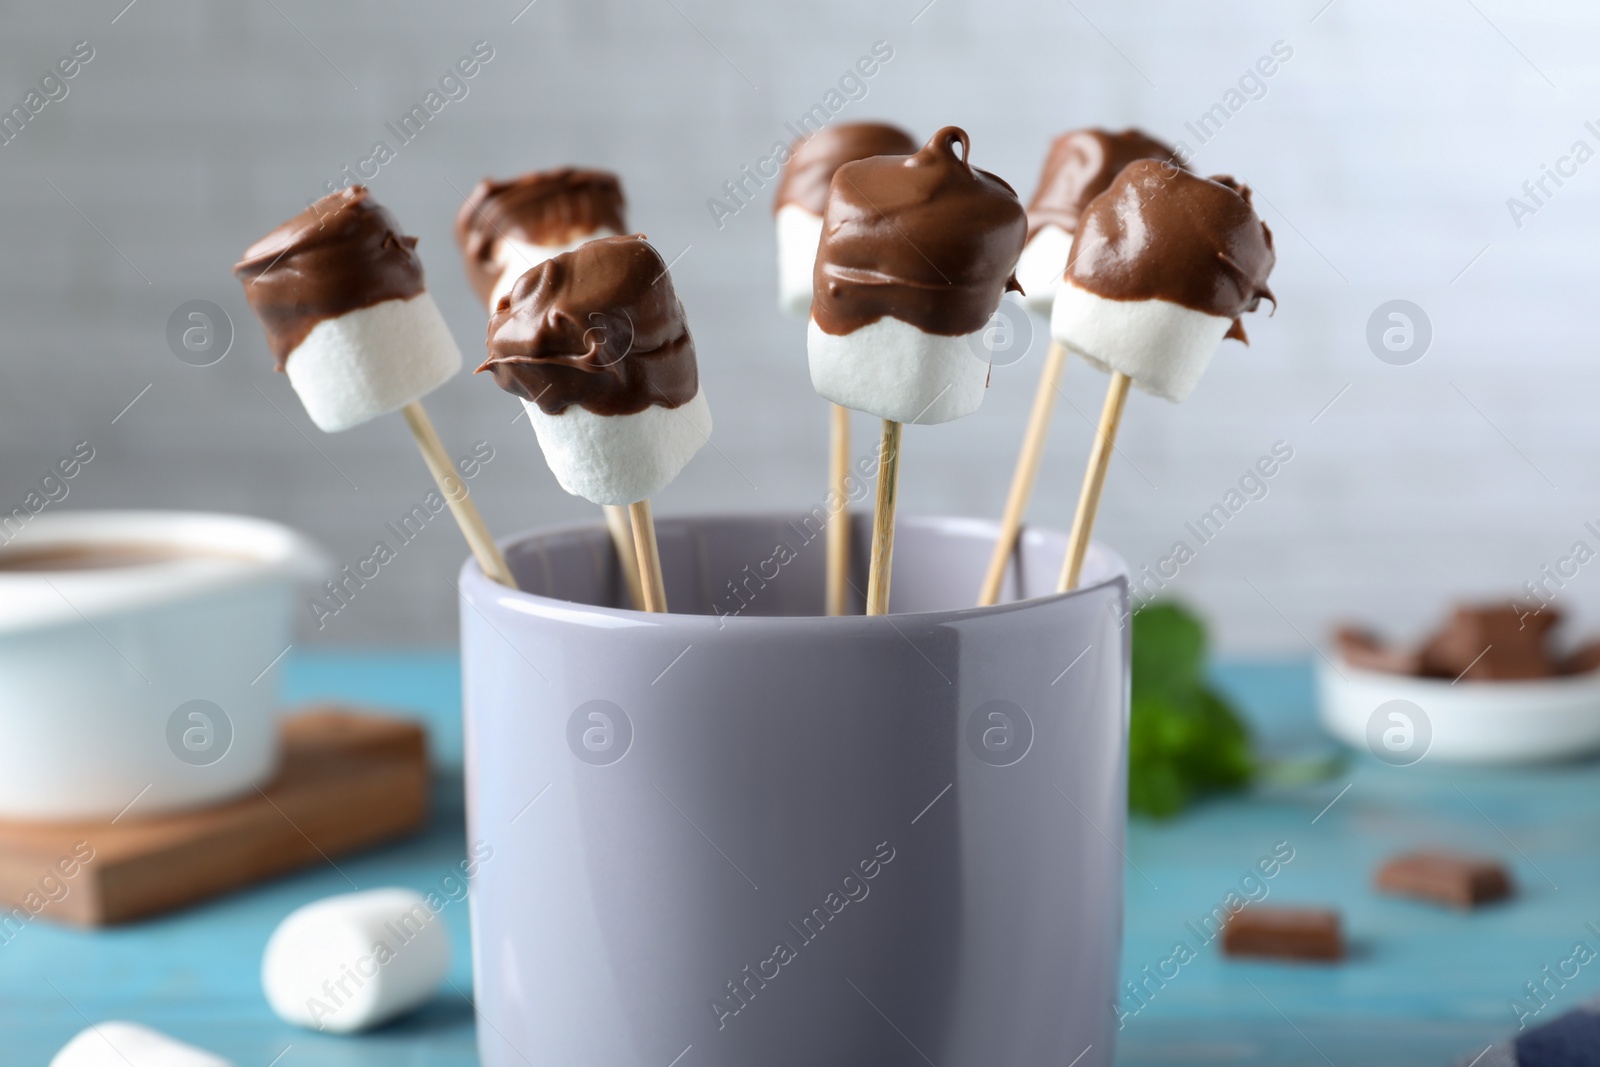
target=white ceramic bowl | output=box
[1317,656,1600,765]
[0,511,328,820]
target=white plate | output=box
[1317,656,1600,765]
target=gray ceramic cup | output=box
[460,514,1129,1067]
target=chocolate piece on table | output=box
[1374,851,1513,909]
[1334,626,1423,675]
[1561,640,1600,675]
[1417,604,1560,681]
[1222,906,1344,961]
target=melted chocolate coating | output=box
[1027,128,1182,241]
[772,122,919,217]
[478,234,698,417]
[811,126,1026,337]
[455,168,627,305]
[1066,161,1276,342]
[233,186,426,370]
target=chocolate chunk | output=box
[1222,906,1343,961]
[1334,626,1422,675]
[454,168,627,305]
[478,234,697,417]
[1375,851,1512,909]
[1026,128,1182,241]
[1561,639,1600,675]
[810,126,1027,338]
[233,186,426,370]
[1332,601,1581,681]
[773,122,919,217]
[1418,604,1560,680]
[1065,162,1276,343]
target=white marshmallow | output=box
[1050,279,1232,403]
[50,1022,230,1067]
[775,204,825,319]
[807,316,990,425]
[285,293,461,433]
[524,388,712,506]
[261,888,450,1034]
[1014,224,1073,315]
[489,232,616,309]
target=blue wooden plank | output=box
[1116,659,1600,1065]
[0,774,480,1065]
[0,654,1591,1066]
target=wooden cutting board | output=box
[0,707,429,927]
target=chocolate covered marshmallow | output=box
[479,234,710,505]
[1050,161,1276,401]
[772,122,918,318]
[807,127,1027,424]
[234,186,462,432]
[1016,128,1182,313]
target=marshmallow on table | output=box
[1017,128,1183,315]
[1049,161,1276,402]
[478,234,710,507]
[807,126,1027,425]
[262,888,450,1034]
[234,185,461,433]
[51,1022,231,1067]
[456,168,626,310]
[772,123,918,318]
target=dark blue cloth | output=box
[1513,1004,1600,1067]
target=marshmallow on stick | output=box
[978,129,1183,606]
[234,186,514,587]
[773,122,918,617]
[809,127,1026,614]
[456,168,627,313]
[479,234,710,613]
[1052,161,1276,591]
[456,167,642,608]
[1015,129,1182,313]
[774,123,919,318]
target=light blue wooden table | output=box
[1,654,1590,1066]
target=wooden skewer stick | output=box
[977,340,1070,607]
[825,403,852,616]
[603,504,646,610]
[400,400,515,588]
[628,499,668,613]
[1057,371,1131,593]
[866,419,903,616]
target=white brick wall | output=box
[2,0,1596,652]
